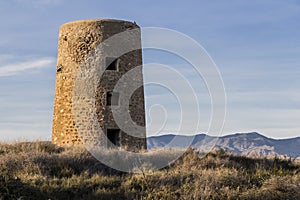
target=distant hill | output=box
[147,132,300,159]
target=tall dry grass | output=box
[0,142,299,200]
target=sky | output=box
[0,0,299,141]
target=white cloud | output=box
[0,56,55,76]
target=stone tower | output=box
[52,19,147,151]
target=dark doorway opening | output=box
[106,128,120,148]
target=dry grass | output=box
[0,142,299,200]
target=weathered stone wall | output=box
[52,19,147,151]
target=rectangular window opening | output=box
[106,57,119,71]
[106,92,119,106]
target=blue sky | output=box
[0,0,299,141]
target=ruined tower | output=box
[52,19,147,150]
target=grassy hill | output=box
[0,141,299,200]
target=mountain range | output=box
[147,132,300,159]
